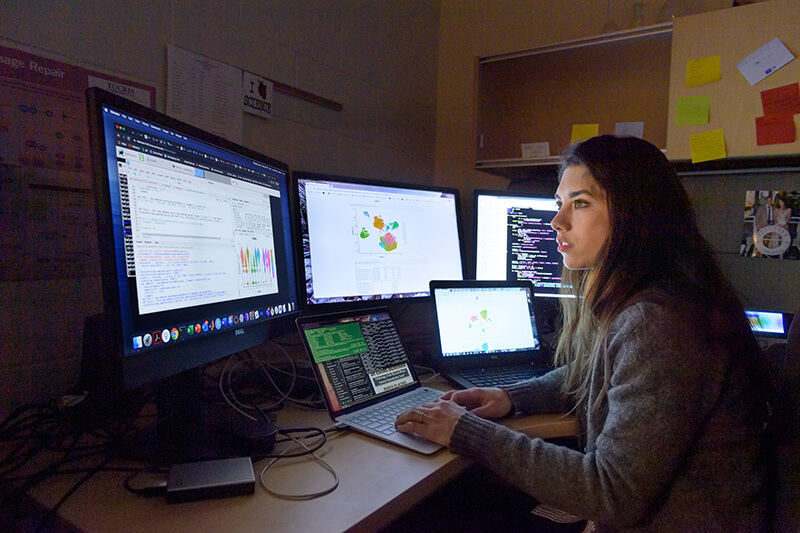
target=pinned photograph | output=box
[741,190,799,259]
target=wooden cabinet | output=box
[476,25,673,177]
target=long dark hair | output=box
[554,135,757,411]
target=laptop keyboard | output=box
[346,387,442,436]
[460,366,545,387]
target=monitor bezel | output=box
[291,171,467,311]
[86,87,300,392]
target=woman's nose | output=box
[551,209,566,231]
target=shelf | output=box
[476,153,800,181]
[474,158,559,180]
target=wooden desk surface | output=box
[25,390,577,533]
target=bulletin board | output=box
[666,0,800,160]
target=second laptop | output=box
[428,279,553,389]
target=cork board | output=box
[666,0,800,160]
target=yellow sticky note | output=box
[686,55,721,88]
[675,95,710,126]
[570,124,599,143]
[690,129,726,163]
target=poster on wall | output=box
[0,44,156,280]
[741,189,799,260]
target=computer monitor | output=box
[293,172,465,308]
[473,189,568,298]
[84,88,298,459]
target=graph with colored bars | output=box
[239,245,276,287]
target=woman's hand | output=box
[442,387,514,419]
[395,388,513,446]
[395,399,466,446]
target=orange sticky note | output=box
[690,129,726,163]
[756,115,796,145]
[570,124,599,143]
[761,82,800,117]
[686,55,721,88]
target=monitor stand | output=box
[80,314,277,464]
[112,369,277,464]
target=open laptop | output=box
[296,308,443,454]
[745,309,794,349]
[429,279,553,389]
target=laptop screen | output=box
[297,309,419,414]
[745,309,789,338]
[431,281,541,359]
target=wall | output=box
[0,0,441,416]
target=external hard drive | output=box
[167,456,255,503]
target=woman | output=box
[396,135,769,532]
[774,195,792,230]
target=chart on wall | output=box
[0,44,156,280]
[741,189,799,260]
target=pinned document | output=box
[570,124,599,143]
[521,142,550,158]
[675,95,710,126]
[756,115,796,146]
[760,83,800,118]
[690,129,726,163]
[686,56,720,88]
[755,83,799,146]
[737,38,795,86]
[614,122,644,139]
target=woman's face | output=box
[551,164,611,270]
[777,198,786,208]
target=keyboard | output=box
[344,387,442,436]
[459,366,545,388]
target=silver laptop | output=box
[429,279,552,389]
[296,307,442,455]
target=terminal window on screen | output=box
[475,196,564,296]
[119,143,280,316]
[304,183,463,300]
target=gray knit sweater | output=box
[449,298,768,532]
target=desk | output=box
[23,389,577,533]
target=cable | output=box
[0,397,142,533]
[258,427,339,500]
[413,364,441,384]
[217,344,324,425]
[123,466,168,497]
[34,458,112,533]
